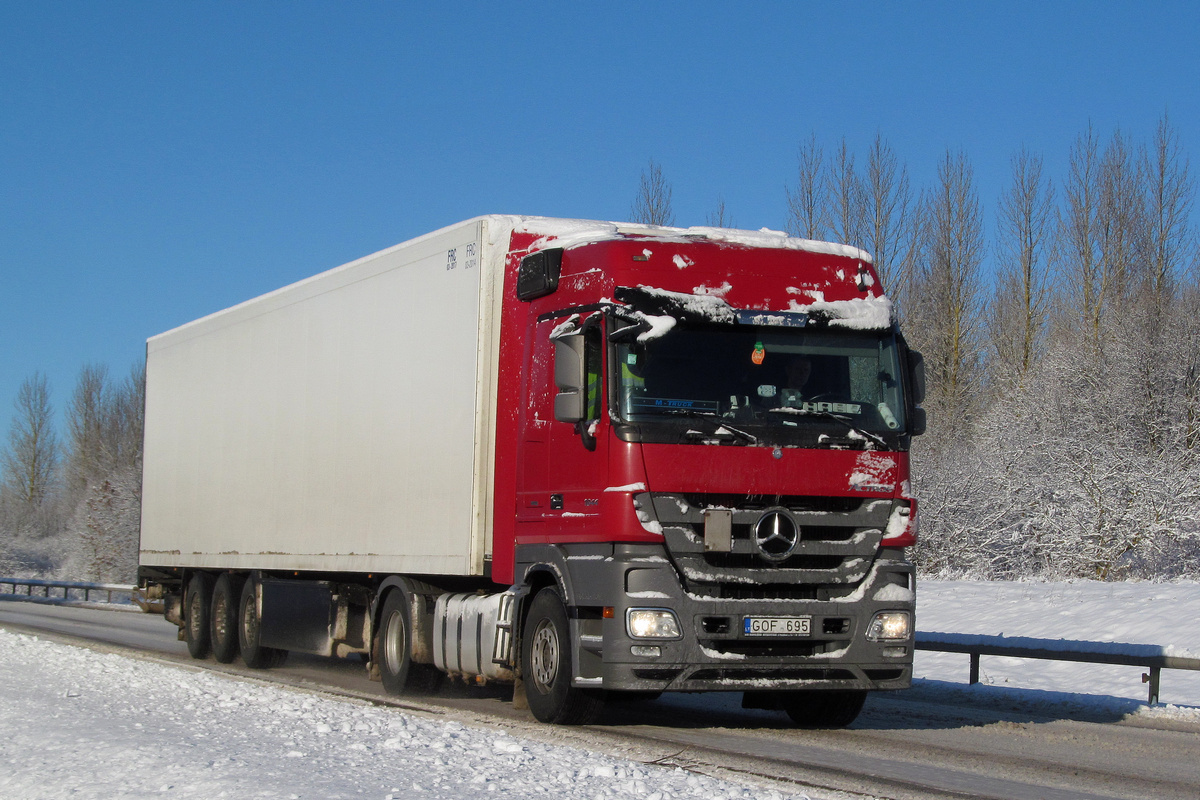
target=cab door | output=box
[543,315,609,543]
[515,317,553,544]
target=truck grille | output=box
[644,492,892,597]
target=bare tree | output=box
[785,134,826,240]
[109,361,145,478]
[64,361,144,492]
[705,197,735,228]
[990,147,1055,380]
[1096,128,1147,313]
[863,133,917,311]
[912,149,985,425]
[1132,115,1195,455]
[630,159,675,227]
[61,361,145,582]
[1063,124,1103,342]
[1,373,58,509]
[828,138,866,248]
[65,364,109,501]
[1182,278,1200,453]
[1142,113,1194,301]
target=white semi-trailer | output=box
[142,219,496,578]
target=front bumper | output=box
[603,546,913,691]
[520,542,914,694]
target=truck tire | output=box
[185,573,213,659]
[238,576,288,669]
[521,587,603,725]
[209,573,243,664]
[777,689,867,728]
[376,590,441,695]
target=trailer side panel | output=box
[141,219,494,574]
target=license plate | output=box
[743,616,812,636]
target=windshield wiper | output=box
[648,408,758,444]
[766,407,889,450]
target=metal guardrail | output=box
[0,576,143,612]
[917,631,1200,705]
[1,576,1195,705]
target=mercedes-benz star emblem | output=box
[753,510,800,562]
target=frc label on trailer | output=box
[744,616,812,636]
[446,243,478,271]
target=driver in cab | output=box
[779,355,813,408]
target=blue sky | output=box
[2,1,1198,438]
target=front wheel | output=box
[777,689,867,728]
[521,587,603,725]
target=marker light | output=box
[626,608,682,639]
[881,500,918,548]
[866,611,911,641]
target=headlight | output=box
[626,608,682,639]
[866,611,911,641]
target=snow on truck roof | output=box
[501,215,874,263]
[151,216,876,346]
[499,216,890,331]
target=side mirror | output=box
[553,333,585,424]
[907,350,926,406]
[910,407,927,437]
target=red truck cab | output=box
[493,225,923,725]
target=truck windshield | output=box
[614,324,908,447]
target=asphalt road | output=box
[4,600,1199,800]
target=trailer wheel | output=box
[376,590,441,695]
[185,573,213,659]
[238,576,288,669]
[777,689,867,728]
[209,573,243,664]
[521,587,603,725]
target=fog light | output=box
[630,645,662,657]
[882,646,908,658]
[626,608,682,639]
[866,611,911,641]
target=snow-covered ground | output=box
[2,580,1199,799]
[914,580,1200,720]
[0,629,804,800]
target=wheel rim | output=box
[529,618,559,693]
[242,593,258,643]
[212,592,228,641]
[384,610,405,675]
[188,591,204,640]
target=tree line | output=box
[3,121,1196,583]
[0,364,144,581]
[634,116,1200,580]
